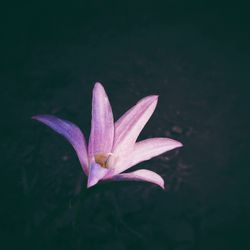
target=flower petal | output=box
[110,169,165,189]
[131,137,183,166]
[87,162,109,188]
[112,95,158,157]
[32,115,88,174]
[88,82,114,158]
[112,138,183,175]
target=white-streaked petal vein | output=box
[112,95,158,157]
[88,82,114,158]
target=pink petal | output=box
[88,83,114,158]
[87,162,109,188]
[112,138,183,175]
[32,115,88,175]
[131,137,183,165]
[112,96,158,157]
[110,169,165,189]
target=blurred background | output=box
[1,1,250,249]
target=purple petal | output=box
[32,115,88,175]
[112,96,158,157]
[87,162,109,188]
[88,82,114,158]
[112,138,183,175]
[110,169,165,189]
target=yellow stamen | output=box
[94,154,110,168]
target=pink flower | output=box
[33,83,182,189]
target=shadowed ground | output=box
[1,2,250,250]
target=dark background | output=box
[1,1,250,250]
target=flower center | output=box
[94,153,112,168]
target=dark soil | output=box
[1,2,250,250]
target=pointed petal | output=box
[88,82,114,158]
[113,96,158,156]
[110,169,165,189]
[32,115,88,175]
[131,138,183,166]
[87,162,109,188]
[111,138,183,175]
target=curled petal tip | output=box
[32,115,40,120]
[169,140,183,149]
[94,82,104,89]
[32,114,50,122]
[32,115,50,123]
[87,178,98,188]
[87,162,109,188]
[176,141,184,148]
[148,95,159,102]
[159,181,165,190]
